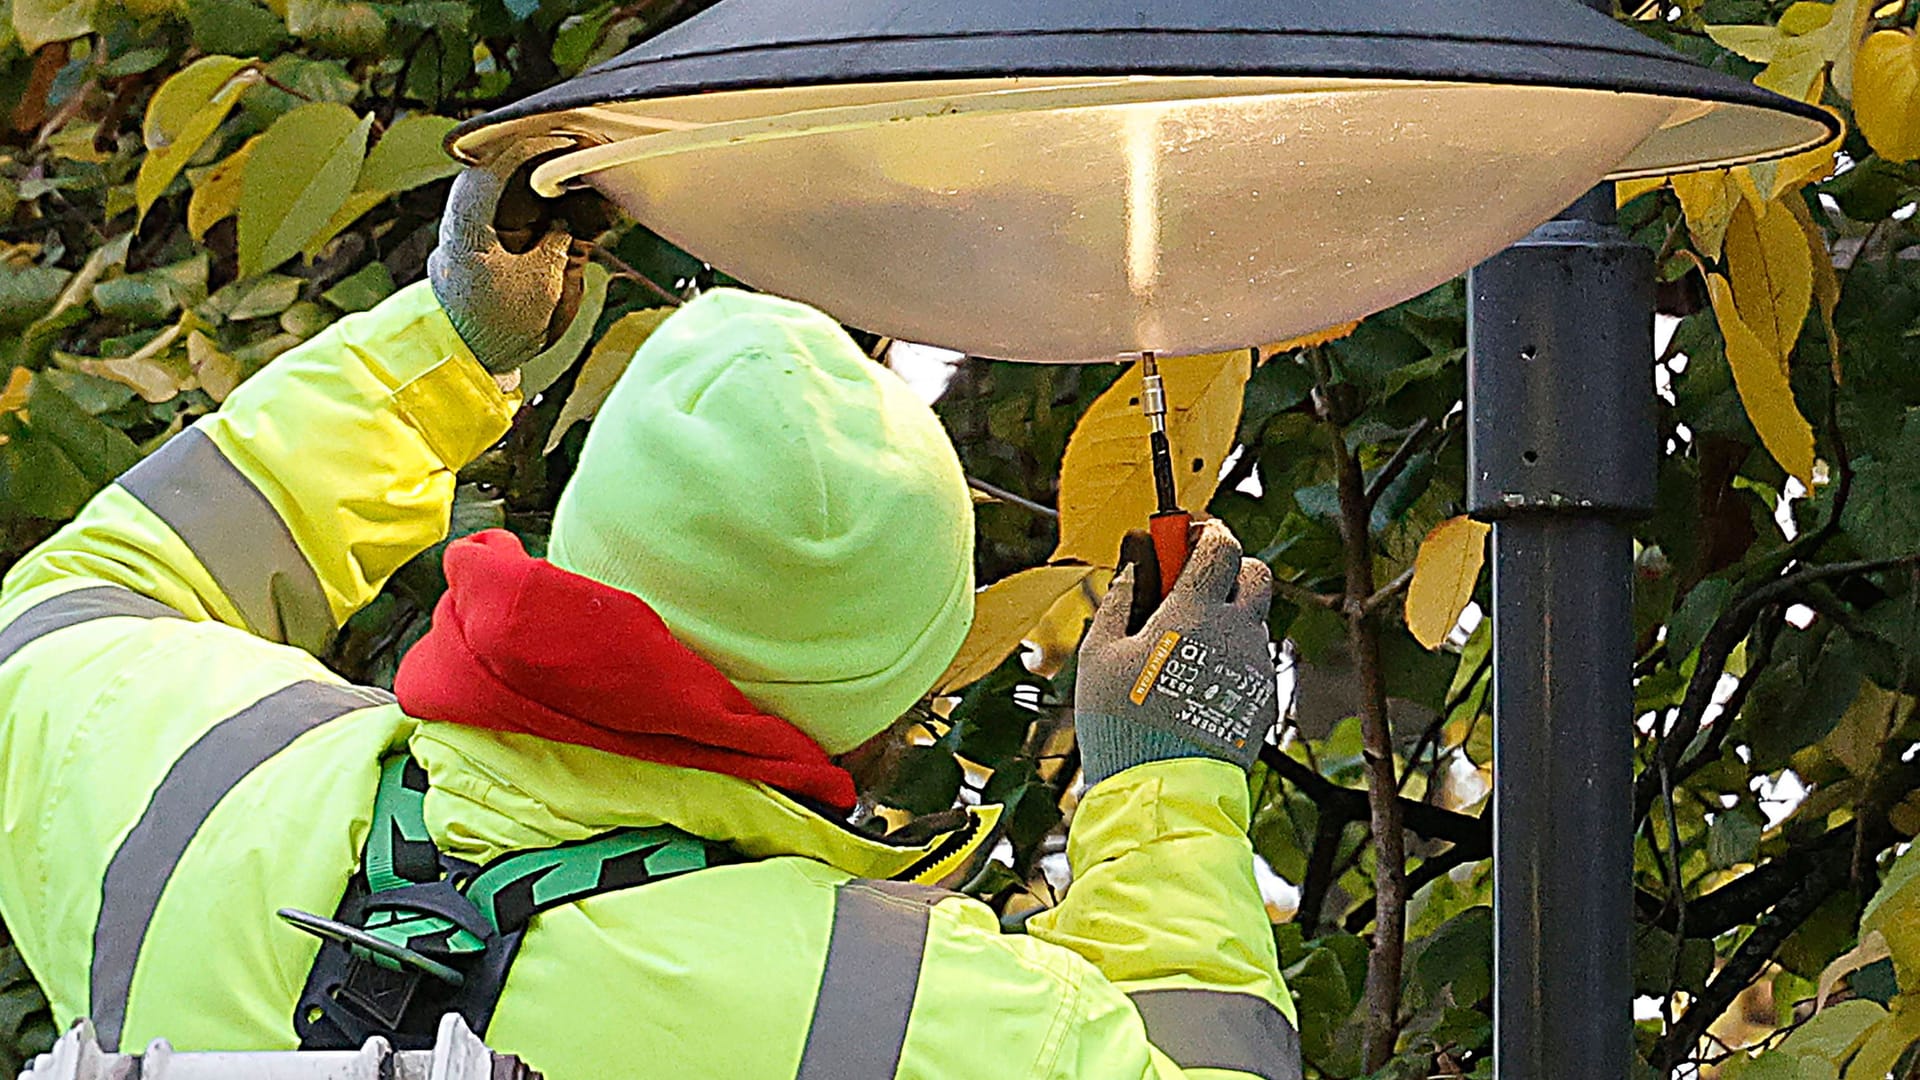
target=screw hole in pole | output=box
[1522,450,1540,465]
[1520,346,1537,362]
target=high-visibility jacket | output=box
[0,282,1301,1080]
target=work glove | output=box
[1074,520,1279,788]
[428,137,611,375]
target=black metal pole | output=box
[1467,172,1655,1078]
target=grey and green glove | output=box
[1075,520,1279,787]
[428,137,608,375]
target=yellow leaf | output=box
[544,308,675,453]
[1845,998,1920,1079]
[1707,273,1816,487]
[186,136,256,241]
[1785,194,1843,379]
[1780,0,1837,35]
[0,366,30,416]
[1615,175,1668,208]
[1706,0,1873,100]
[1026,568,1111,678]
[1405,516,1491,649]
[1724,197,1814,364]
[1732,164,1769,209]
[71,354,185,403]
[134,56,258,220]
[1855,29,1920,162]
[1817,929,1891,1008]
[1054,350,1249,567]
[1263,321,1359,358]
[936,564,1095,695]
[1862,842,1920,991]
[1707,23,1786,62]
[1829,0,1878,96]
[186,330,240,403]
[1674,170,1742,258]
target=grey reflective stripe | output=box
[117,427,333,650]
[0,587,182,668]
[1129,988,1304,1080]
[794,880,949,1080]
[91,679,395,1050]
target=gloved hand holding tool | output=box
[1075,520,1280,787]
[429,137,611,377]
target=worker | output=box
[0,141,1299,1080]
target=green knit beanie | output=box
[548,288,976,755]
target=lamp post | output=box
[455,3,1832,1072]
[1469,179,1652,1077]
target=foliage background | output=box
[2,0,1920,1076]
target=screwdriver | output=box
[1138,352,1192,599]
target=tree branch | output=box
[1261,746,1490,853]
[1311,342,1408,1071]
[1637,553,1920,824]
[965,476,1060,520]
[1650,754,1920,1069]
[1652,848,1851,1071]
[1274,577,1342,611]
[1360,564,1417,620]
[1364,417,1434,507]
[587,244,686,307]
[1344,842,1482,934]
[1297,811,1348,935]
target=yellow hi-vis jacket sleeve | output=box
[0,283,514,1038]
[3,282,516,649]
[1024,758,1300,1078]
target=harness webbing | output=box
[291,754,742,1050]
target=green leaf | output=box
[355,114,460,195]
[1668,577,1732,662]
[237,103,373,278]
[1844,457,1920,561]
[944,656,1045,766]
[980,762,1063,853]
[101,45,169,78]
[1288,944,1360,1071]
[1633,925,1715,997]
[91,257,206,325]
[321,261,395,313]
[0,265,70,331]
[1708,804,1765,869]
[298,114,460,257]
[1414,906,1494,1007]
[11,0,91,50]
[185,0,287,54]
[216,274,302,321]
[1777,998,1886,1066]
[545,307,674,453]
[135,56,258,219]
[873,745,963,816]
[39,368,135,415]
[0,371,140,518]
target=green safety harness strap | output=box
[287,754,743,1050]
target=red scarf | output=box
[394,530,857,810]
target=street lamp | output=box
[454,3,1833,1076]
[451,2,1831,363]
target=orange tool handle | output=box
[1150,511,1192,599]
